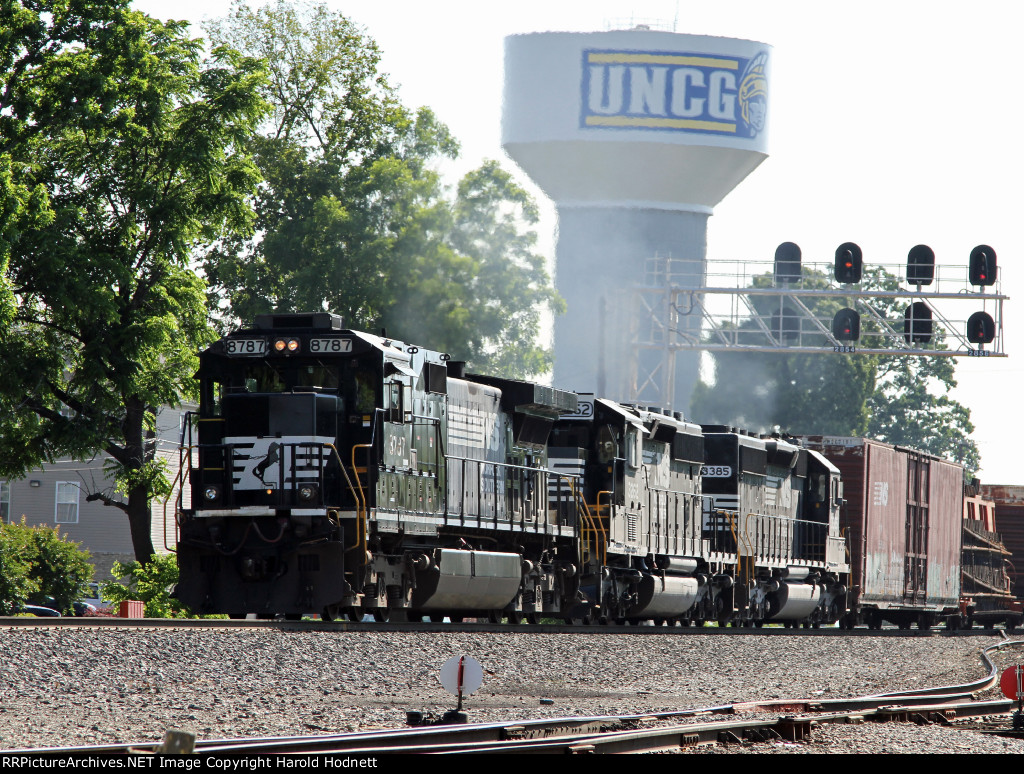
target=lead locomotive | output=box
[176,312,850,626]
[176,312,581,621]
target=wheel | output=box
[345,607,362,622]
[507,611,523,625]
[525,613,541,625]
[372,608,389,623]
[488,610,503,624]
[284,613,302,621]
[321,605,342,622]
[754,620,764,628]
[228,614,246,620]
[450,615,464,624]
[430,614,445,623]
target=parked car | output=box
[19,604,60,617]
[71,600,97,616]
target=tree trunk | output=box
[123,398,157,564]
[127,483,156,564]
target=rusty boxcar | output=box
[799,437,963,629]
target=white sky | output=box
[134,0,1024,484]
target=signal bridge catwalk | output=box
[622,244,1007,409]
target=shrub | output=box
[0,519,93,614]
[0,531,36,615]
[102,553,195,618]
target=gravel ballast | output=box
[0,627,1022,753]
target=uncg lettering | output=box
[587,64,737,122]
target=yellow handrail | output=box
[349,444,373,552]
[593,491,614,567]
[568,480,602,567]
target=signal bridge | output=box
[623,244,1007,409]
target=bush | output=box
[102,553,195,618]
[0,532,36,615]
[0,519,93,614]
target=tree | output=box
[2,518,93,614]
[0,525,35,615]
[691,267,980,470]
[0,0,267,561]
[867,355,979,471]
[103,553,196,618]
[202,0,560,377]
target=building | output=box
[0,406,189,580]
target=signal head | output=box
[774,242,802,284]
[904,302,933,344]
[966,311,996,344]
[969,245,997,286]
[832,308,860,341]
[834,242,863,284]
[907,245,935,286]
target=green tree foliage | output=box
[1,518,93,613]
[102,553,193,618]
[0,0,268,561]
[0,527,35,614]
[691,266,980,470]
[202,1,560,377]
[867,355,979,471]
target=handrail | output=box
[568,480,601,567]
[350,444,372,552]
[592,491,612,566]
[321,442,361,547]
[162,450,192,553]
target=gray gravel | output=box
[0,626,1021,753]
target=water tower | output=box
[502,29,771,409]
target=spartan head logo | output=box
[738,51,768,136]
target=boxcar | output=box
[799,437,962,629]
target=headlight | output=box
[297,484,318,503]
[273,338,300,353]
[203,485,220,502]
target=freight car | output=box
[798,437,964,630]
[174,314,850,627]
[957,485,1022,631]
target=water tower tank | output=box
[502,29,771,409]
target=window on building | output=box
[55,482,79,524]
[0,482,8,522]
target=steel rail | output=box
[0,615,1015,636]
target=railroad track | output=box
[2,616,1011,636]
[10,636,1024,755]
